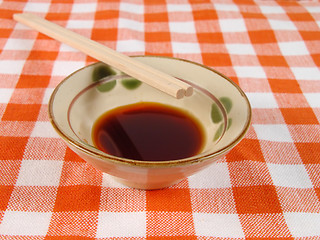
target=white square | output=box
[66,20,94,29]
[96,212,146,238]
[267,163,313,188]
[0,60,25,75]
[246,92,278,109]
[259,5,285,14]
[116,40,145,53]
[214,3,239,12]
[188,162,231,188]
[72,3,97,13]
[171,42,201,54]
[0,211,52,236]
[52,61,85,76]
[304,93,320,108]
[4,38,35,51]
[0,88,14,103]
[167,4,192,12]
[233,66,267,79]
[42,88,54,104]
[118,18,144,32]
[24,2,50,13]
[194,213,244,237]
[219,19,247,32]
[305,6,320,13]
[284,212,320,237]
[169,21,196,34]
[226,44,256,55]
[291,67,320,81]
[102,173,129,188]
[59,43,79,52]
[31,121,59,138]
[269,20,297,31]
[279,42,309,56]
[16,160,63,186]
[253,124,293,142]
[119,2,144,14]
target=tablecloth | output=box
[1,0,320,239]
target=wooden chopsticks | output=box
[14,13,193,99]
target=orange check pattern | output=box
[1,0,320,239]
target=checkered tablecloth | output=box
[1,0,320,239]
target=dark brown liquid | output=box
[92,102,205,161]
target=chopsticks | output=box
[13,13,193,99]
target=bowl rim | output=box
[48,55,252,167]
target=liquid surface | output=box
[92,102,205,161]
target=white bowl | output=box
[49,56,251,190]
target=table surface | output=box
[1,0,320,239]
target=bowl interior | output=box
[49,56,251,163]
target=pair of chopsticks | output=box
[13,13,193,99]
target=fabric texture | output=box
[0,0,320,239]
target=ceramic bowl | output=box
[48,56,251,190]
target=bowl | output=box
[48,56,251,190]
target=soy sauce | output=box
[92,102,205,161]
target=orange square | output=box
[50,0,74,3]
[242,12,265,19]
[233,185,282,214]
[64,147,85,162]
[144,0,166,5]
[315,188,320,202]
[28,50,58,61]
[0,28,12,38]
[46,13,70,21]
[148,236,197,240]
[0,186,14,211]
[16,74,50,88]
[0,136,28,160]
[281,108,318,124]
[311,54,320,66]
[2,103,41,121]
[192,9,218,20]
[145,12,168,22]
[288,12,314,21]
[147,188,192,212]
[37,32,55,40]
[145,32,171,42]
[300,31,320,41]
[295,143,320,164]
[226,139,265,162]
[268,79,302,93]
[91,29,118,41]
[47,212,98,237]
[202,53,232,67]
[45,236,94,240]
[197,32,224,44]
[54,185,101,212]
[95,10,119,20]
[259,55,288,67]
[248,30,277,44]
[0,9,19,19]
